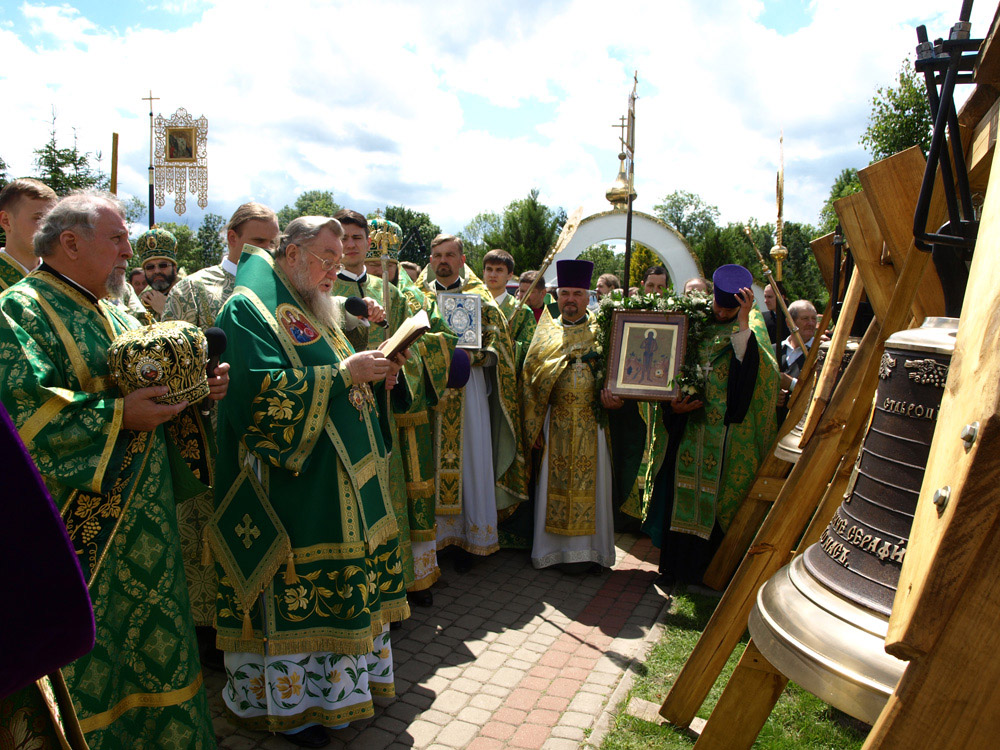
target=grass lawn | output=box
[599,588,871,749]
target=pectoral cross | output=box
[236,513,261,549]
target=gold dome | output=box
[606,154,636,210]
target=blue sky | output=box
[0,0,993,238]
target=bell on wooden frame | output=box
[750,317,957,723]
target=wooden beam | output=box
[972,6,1000,88]
[692,640,788,750]
[836,191,896,322]
[886,141,1000,660]
[857,147,946,322]
[810,232,838,292]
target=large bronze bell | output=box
[749,317,957,724]
[774,337,861,463]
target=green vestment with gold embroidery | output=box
[497,293,537,372]
[628,308,778,537]
[160,262,236,626]
[0,250,29,291]
[392,272,456,578]
[415,265,528,517]
[0,269,214,749]
[521,308,604,535]
[212,247,409,663]
[330,272,416,589]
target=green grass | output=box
[599,589,870,749]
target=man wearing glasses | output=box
[136,226,180,320]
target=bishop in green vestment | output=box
[0,192,216,748]
[417,236,528,559]
[211,218,409,736]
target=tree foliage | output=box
[482,189,564,273]
[197,213,227,266]
[628,243,660,289]
[818,168,862,234]
[653,190,721,249]
[460,211,502,275]
[577,243,625,282]
[860,59,932,162]
[33,116,108,196]
[0,156,8,190]
[276,190,342,229]
[374,205,441,267]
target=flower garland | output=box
[594,290,716,399]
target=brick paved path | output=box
[210,533,665,749]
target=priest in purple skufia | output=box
[635,264,779,588]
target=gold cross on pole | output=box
[612,115,627,153]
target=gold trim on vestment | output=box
[225,701,374,733]
[92,395,124,494]
[293,541,370,561]
[18,284,95,390]
[76,672,204,733]
[408,565,441,592]
[18,389,74,446]
[392,412,428,427]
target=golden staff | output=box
[743,224,807,354]
[511,206,584,317]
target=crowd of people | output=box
[0,179,815,748]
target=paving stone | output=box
[421,709,454,726]
[373,715,411,734]
[491,666,525,687]
[481,720,517,740]
[552,720,588,739]
[586,670,619,686]
[352,727,395,749]
[542,738,582,750]
[435,720,479,748]
[219,736,258,750]
[504,688,540,710]
[536,695,570,712]
[491,643,516,654]
[579,681,614,697]
[509,722,550,749]
[419,675,451,693]
[568,690,606,714]
[432,689,471,713]
[470,693,503,711]
[548,677,582,698]
[493,706,528,724]
[480,683,512,698]
[512,647,538,661]
[505,658,533,671]
[450,677,483,695]
[456,705,492,724]
[462,665,493,683]
[468,739,505,750]
[526,708,561,726]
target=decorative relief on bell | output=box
[878,353,896,380]
[904,358,949,387]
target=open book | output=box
[380,309,430,360]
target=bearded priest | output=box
[521,259,622,572]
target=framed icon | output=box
[438,292,482,349]
[165,126,197,163]
[605,310,688,400]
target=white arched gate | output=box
[554,210,703,287]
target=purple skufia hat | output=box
[447,347,471,389]
[712,264,753,308]
[555,259,594,290]
[0,403,94,700]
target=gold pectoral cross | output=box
[236,513,261,549]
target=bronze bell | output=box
[749,317,957,724]
[774,338,860,463]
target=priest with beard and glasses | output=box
[211,216,411,747]
[0,190,229,749]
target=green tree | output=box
[276,190,342,228]
[0,155,8,190]
[628,243,660,289]
[653,190,721,249]
[32,116,109,196]
[375,205,441,267]
[577,243,625,282]
[197,213,227,266]
[780,221,829,308]
[860,58,932,161]
[483,189,563,273]
[459,211,502,275]
[122,196,147,227]
[818,168,862,234]
[151,221,204,274]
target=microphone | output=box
[205,327,227,377]
[345,296,388,328]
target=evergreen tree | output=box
[197,213,227,265]
[483,189,563,273]
[628,243,659,289]
[32,116,108,196]
[577,243,624,282]
[818,168,862,234]
[460,211,502,275]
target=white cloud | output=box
[0,0,992,238]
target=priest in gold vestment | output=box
[521,260,621,571]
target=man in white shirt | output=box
[0,178,56,290]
